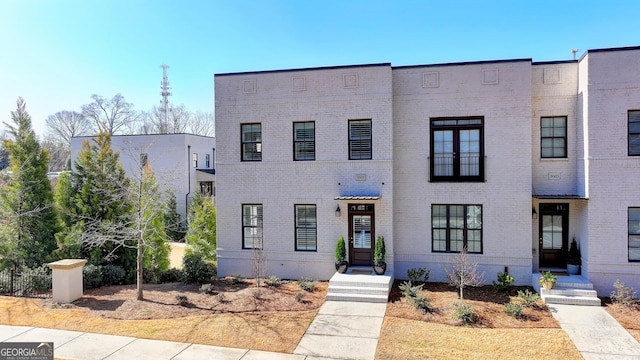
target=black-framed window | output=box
[629,207,640,261]
[629,110,640,156]
[293,122,315,161]
[200,181,213,197]
[192,153,198,168]
[242,204,263,249]
[349,119,372,160]
[295,204,317,251]
[241,123,262,161]
[205,153,211,168]
[541,116,567,158]
[140,153,148,167]
[432,204,482,253]
[430,117,484,182]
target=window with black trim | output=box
[205,153,211,168]
[241,123,262,161]
[200,181,213,196]
[192,153,198,168]
[629,207,640,261]
[140,153,148,167]
[541,116,567,158]
[629,111,640,156]
[295,205,317,251]
[430,117,483,182]
[242,204,263,249]
[432,204,482,253]
[293,122,315,161]
[349,119,372,160]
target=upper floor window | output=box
[629,207,640,261]
[432,204,483,253]
[629,110,640,156]
[295,204,317,251]
[430,117,484,182]
[541,116,567,158]
[192,153,198,168]
[241,123,262,161]
[349,119,372,160]
[242,204,263,249]
[205,153,211,168]
[140,153,148,167]
[293,122,315,161]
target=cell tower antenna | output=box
[571,49,579,60]
[160,64,172,122]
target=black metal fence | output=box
[0,269,52,298]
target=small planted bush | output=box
[610,279,638,306]
[492,271,515,292]
[297,278,316,292]
[83,264,103,290]
[408,294,433,314]
[175,294,189,307]
[230,275,244,285]
[265,275,282,287]
[399,281,424,298]
[199,283,216,295]
[294,292,305,302]
[516,289,540,307]
[102,264,126,286]
[453,301,478,324]
[407,268,430,283]
[504,302,524,318]
[182,253,216,284]
[159,268,183,283]
[215,293,227,303]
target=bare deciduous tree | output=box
[446,248,485,300]
[81,94,139,135]
[138,105,191,135]
[188,111,214,136]
[45,111,92,145]
[41,136,69,171]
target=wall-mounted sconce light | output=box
[335,205,341,217]
[532,206,538,219]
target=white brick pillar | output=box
[47,259,87,303]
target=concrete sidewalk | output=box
[549,304,640,359]
[294,301,386,360]
[0,324,316,360]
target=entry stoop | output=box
[533,273,601,306]
[326,267,394,303]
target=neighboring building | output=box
[70,133,216,221]
[214,46,640,295]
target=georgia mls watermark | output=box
[0,342,53,360]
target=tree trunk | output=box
[136,238,144,301]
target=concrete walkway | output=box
[549,304,640,359]
[294,301,386,360]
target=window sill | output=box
[539,158,569,162]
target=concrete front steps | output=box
[326,266,394,303]
[532,273,601,306]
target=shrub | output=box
[408,294,433,314]
[175,294,189,306]
[182,253,216,284]
[230,275,244,285]
[297,278,316,292]
[610,279,638,306]
[407,268,430,283]
[102,264,126,286]
[200,283,216,295]
[294,292,305,302]
[159,268,183,283]
[83,264,103,289]
[516,289,540,307]
[504,302,524,318]
[143,268,160,284]
[21,266,52,293]
[215,293,226,303]
[399,281,424,298]
[252,288,262,299]
[492,271,515,292]
[265,275,282,287]
[453,301,478,324]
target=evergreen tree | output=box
[164,192,185,242]
[185,193,217,262]
[0,98,60,269]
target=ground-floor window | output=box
[432,204,482,253]
[295,204,317,251]
[629,207,640,261]
[200,181,214,197]
[242,204,263,249]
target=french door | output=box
[348,204,375,266]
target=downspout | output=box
[186,145,191,225]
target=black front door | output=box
[348,204,375,266]
[539,203,569,268]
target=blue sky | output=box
[1,0,638,137]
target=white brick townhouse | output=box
[71,133,216,221]
[214,46,640,294]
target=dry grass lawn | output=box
[604,301,640,343]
